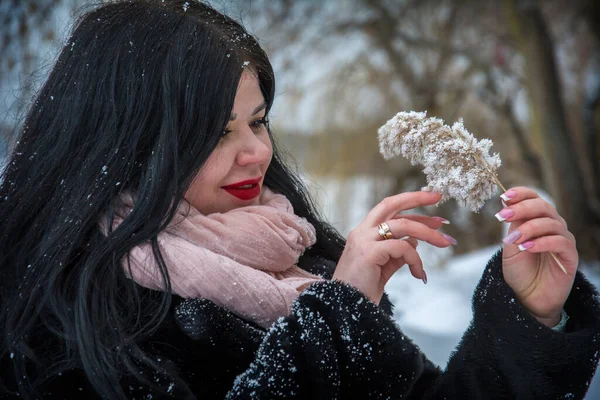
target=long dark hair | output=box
[0,1,345,398]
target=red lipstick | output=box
[221,177,262,201]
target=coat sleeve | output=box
[415,249,600,399]
[226,277,438,399]
[226,250,600,399]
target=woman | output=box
[1,0,598,399]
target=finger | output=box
[371,218,456,247]
[499,186,540,204]
[515,235,578,269]
[494,198,563,225]
[363,191,442,228]
[392,213,449,229]
[404,237,419,249]
[502,218,574,247]
[376,240,424,282]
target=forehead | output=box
[234,72,262,101]
[229,71,264,119]
[239,68,259,84]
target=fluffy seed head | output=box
[378,111,502,212]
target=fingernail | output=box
[500,190,517,202]
[495,208,515,222]
[422,270,428,285]
[431,216,450,224]
[518,241,535,251]
[441,233,458,245]
[501,199,508,208]
[503,230,522,244]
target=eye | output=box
[250,117,269,131]
[221,128,232,139]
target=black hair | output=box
[0,0,345,398]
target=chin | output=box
[232,198,260,209]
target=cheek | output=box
[185,175,221,214]
[264,137,274,165]
[185,173,207,207]
[185,159,221,211]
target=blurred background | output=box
[1,0,600,395]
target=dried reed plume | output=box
[378,111,502,212]
[378,110,567,274]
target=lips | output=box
[221,177,262,201]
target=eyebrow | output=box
[229,102,267,121]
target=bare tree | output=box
[504,0,600,258]
[1,0,83,144]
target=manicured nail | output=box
[503,230,522,244]
[495,208,515,222]
[518,241,535,251]
[441,233,458,245]
[501,199,508,208]
[422,270,428,285]
[431,216,450,224]
[500,190,517,202]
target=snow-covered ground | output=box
[387,243,600,398]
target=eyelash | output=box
[221,118,269,138]
[252,117,270,130]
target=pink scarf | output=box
[100,188,323,328]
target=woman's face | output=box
[184,71,273,214]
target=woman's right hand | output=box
[332,191,457,304]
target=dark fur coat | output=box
[2,250,600,399]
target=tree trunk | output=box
[582,0,600,205]
[505,0,600,260]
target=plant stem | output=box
[478,156,507,192]
[492,172,568,275]
[466,139,567,275]
[549,252,568,275]
[436,124,566,274]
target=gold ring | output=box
[378,222,393,240]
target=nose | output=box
[235,129,272,167]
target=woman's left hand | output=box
[498,187,578,327]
